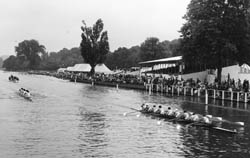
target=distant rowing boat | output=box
[138,109,238,134]
[9,79,19,83]
[9,75,19,83]
[18,90,32,101]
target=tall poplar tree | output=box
[80,19,109,75]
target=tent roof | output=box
[66,66,74,71]
[66,63,113,74]
[241,63,250,70]
[57,68,67,72]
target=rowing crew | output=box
[141,103,212,124]
[19,88,31,98]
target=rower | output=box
[23,89,27,95]
[200,115,212,124]
[189,113,200,122]
[26,91,31,97]
[160,106,165,115]
[166,107,174,116]
[174,110,182,118]
[178,111,190,120]
[184,111,193,120]
[155,105,162,114]
[148,105,156,113]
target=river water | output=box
[1,70,250,158]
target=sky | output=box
[0,0,190,56]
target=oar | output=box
[206,115,222,121]
[129,107,140,112]
[123,111,138,116]
[167,117,179,122]
[223,120,245,126]
[206,115,244,126]
[211,127,238,134]
[186,121,201,128]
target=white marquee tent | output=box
[57,68,67,73]
[65,63,113,74]
[241,63,250,70]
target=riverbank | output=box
[21,70,250,105]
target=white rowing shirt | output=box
[190,115,199,121]
[160,108,165,115]
[183,113,189,120]
[203,117,210,123]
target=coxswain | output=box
[144,104,149,112]
[141,103,146,110]
[20,88,24,94]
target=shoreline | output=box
[7,70,250,106]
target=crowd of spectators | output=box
[57,71,250,93]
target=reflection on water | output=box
[1,71,250,158]
[77,109,110,157]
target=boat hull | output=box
[18,92,32,101]
[139,109,237,134]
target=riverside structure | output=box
[48,71,250,106]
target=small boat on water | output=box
[138,108,238,134]
[18,88,32,101]
[9,75,19,83]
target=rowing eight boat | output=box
[138,109,238,134]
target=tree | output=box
[105,46,141,70]
[38,47,83,70]
[80,19,109,75]
[180,0,250,82]
[140,37,166,61]
[3,55,17,70]
[15,39,46,69]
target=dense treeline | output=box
[3,38,180,71]
[105,38,181,70]
[39,48,83,70]
[3,40,46,70]
[3,39,83,71]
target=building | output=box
[139,56,183,76]
[139,56,250,83]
